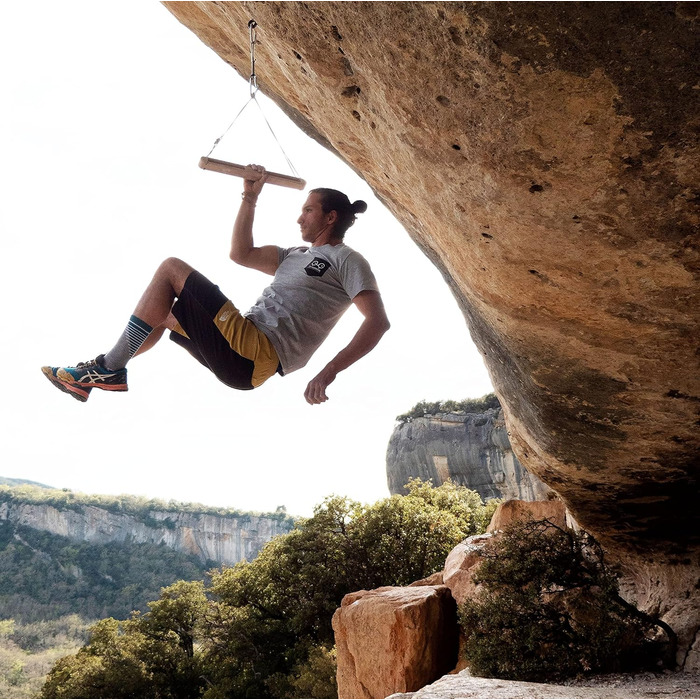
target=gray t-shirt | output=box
[244,243,379,374]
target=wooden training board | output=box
[198,157,306,190]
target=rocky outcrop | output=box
[164,1,699,658]
[442,533,494,608]
[0,500,292,565]
[335,500,692,697]
[387,408,551,501]
[332,585,458,699]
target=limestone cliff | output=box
[163,1,699,663]
[0,499,293,566]
[387,409,551,501]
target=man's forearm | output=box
[304,309,390,405]
[325,316,389,376]
[230,196,257,263]
[229,190,279,274]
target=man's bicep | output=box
[237,245,280,275]
[353,289,389,322]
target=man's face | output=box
[297,193,335,244]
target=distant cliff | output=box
[387,406,551,502]
[0,485,295,566]
[0,485,298,622]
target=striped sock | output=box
[102,315,154,371]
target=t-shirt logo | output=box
[305,257,330,277]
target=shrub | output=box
[459,519,675,682]
[396,393,501,424]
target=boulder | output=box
[386,668,700,699]
[486,498,568,533]
[332,585,458,699]
[442,533,494,607]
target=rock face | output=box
[332,585,458,699]
[387,408,552,501]
[163,2,699,657]
[0,500,292,565]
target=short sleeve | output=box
[339,251,379,300]
[278,246,308,265]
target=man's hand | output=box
[304,365,338,405]
[243,164,268,198]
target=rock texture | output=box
[163,1,699,661]
[332,585,458,699]
[387,408,551,501]
[0,500,292,565]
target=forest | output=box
[0,481,294,698]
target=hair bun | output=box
[352,200,368,215]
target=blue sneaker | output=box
[41,355,128,402]
[41,365,92,402]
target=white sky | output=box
[1,2,493,517]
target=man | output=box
[42,165,390,405]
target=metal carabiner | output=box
[248,20,259,97]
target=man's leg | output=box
[102,258,195,370]
[42,258,195,401]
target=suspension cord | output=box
[205,20,300,178]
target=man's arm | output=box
[304,290,390,405]
[229,166,279,275]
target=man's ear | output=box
[327,210,338,225]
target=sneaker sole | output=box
[41,367,91,402]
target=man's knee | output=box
[156,257,195,294]
[164,311,179,331]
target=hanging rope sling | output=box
[198,21,306,190]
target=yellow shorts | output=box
[169,271,279,390]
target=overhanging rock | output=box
[163,0,699,658]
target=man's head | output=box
[306,188,367,241]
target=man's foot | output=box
[41,355,128,402]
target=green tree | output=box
[42,618,154,699]
[142,580,208,659]
[42,583,210,699]
[266,646,337,699]
[459,519,675,682]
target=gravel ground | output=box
[564,671,700,698]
